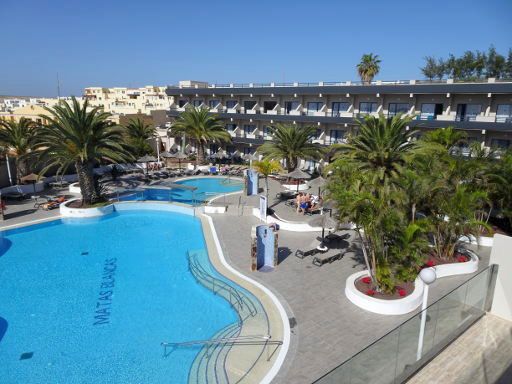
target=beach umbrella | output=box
[286,168,311,192]
[21,173,45,194]
[309,214,338,248]
[160,151,174,158]
[308,176,327,196]
[137,155,157,175]
[173,152,188,170]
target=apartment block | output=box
[84,86,172,115]
[165,79,512,157]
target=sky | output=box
[1,0,511,97]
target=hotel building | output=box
[165,78,512,158]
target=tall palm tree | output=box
[38,97,131,205]
[0,118,41,184]
[124,117,156,158]
[357,53,381,84]
[258,124,323,172]
[170,107,231,166]
[341,115,416,183]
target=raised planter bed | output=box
[60,198,114,218]
[345,271,424,315]
[345,250,480,315]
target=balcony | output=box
[496,116,512,123]
[436,114,456,122]
[455,115,478,122]
[416,114,437,121]
[307,111,326,117]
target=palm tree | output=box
[0,118,41,184]
[258,124,323,172]
[124,117,156,158]
[357,53,381,84]
[253,159,282,199]
[38,97,131,205]
[340,115,416,184]
[421,127,466,151]
[170,107,231,166]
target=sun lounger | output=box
[312,251,345,267]
[295,247,326,259]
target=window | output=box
[331,102,350,117]
[244,101,257,110]
[243,147,252,155]
[490,139,511,149]
[178,99,187,108]
[388,103,409,117]
[284,101,299,114]
[456,104,481,121]
[496,104,512,123]
[329,129,344,144]
[226,100,237,109]
[420,103,443,120]
[226,124,237,132]
[191,99,203,107]
[263,101,277,113]
[307,102,324,116]
[208,99,220,108]
[262,125,272,138]
[359,102,378,114]
[243,124,256,135]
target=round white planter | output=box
[68,182,81,194]
[345,250,480,315]
[345,271,425,316]
[60,198,114,218]
[459,234,494,247]
[433,250,479,278]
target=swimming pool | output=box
[119,177,244,204]
[0,208,264,383]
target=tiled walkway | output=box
[408,314,512,384]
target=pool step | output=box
[188,322,241,384]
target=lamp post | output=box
[416,267,437,361]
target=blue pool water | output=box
[120,177,244,204]
[0,210,243,383]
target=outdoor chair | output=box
[295,247,327,259]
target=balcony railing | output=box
[168,78,512,89]
[496,116,512,123]
[455,115,478,122]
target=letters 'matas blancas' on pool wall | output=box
[93,258,117,326]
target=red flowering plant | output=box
[398,288,407,297]
[457,255,467,263]
[361,276,372,284]
[366,289,376,296]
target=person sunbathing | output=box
[298,193,311,215]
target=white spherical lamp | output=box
[419,267,437,285]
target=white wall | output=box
[489,234,512,321]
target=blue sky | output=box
[2,0,511,96]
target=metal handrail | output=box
[188,253,258,318]
[161,334,276,347]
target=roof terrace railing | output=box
[169,78,512,89]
